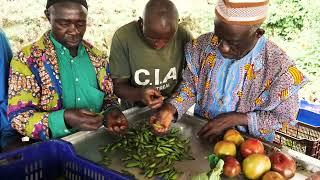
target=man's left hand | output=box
[197,112,248,142]
[104,108,128,134]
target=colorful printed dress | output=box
[7,31,118,140]
[169,33,307,141]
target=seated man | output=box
[150,0,307,142]
[110,0,193,110]
[0,29,20,152]
[7,0,128,140]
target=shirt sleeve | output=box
[169,39,200,120]
[0,30,13,107]
[98,59,121,113]
[8,56,51,140]
[246,65,307,141]
[0,30,14,141]
[247,94,299,141]
[109,31,131,79]
[48,109,73,138]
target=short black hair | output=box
[46,0,88,9]
[144,0,178,20]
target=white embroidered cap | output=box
[215,0,269,25]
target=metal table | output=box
[63,107,320,180]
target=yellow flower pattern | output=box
[259,128,270,135]
[264,79,272,90]
[279,88,289,100]
[206,54,216,68]
[175,96,184,103]
[288,66,304,85]
[205,80,211,90]
[192,39,197,47]
[255,98,263,106]
[181,87,193,97]
[244,64,256,80]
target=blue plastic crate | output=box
[0,140,131,180]
[297,100,320,127]
[274,100,320,159]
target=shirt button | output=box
[77,98,81,101]
[61,52,64,55]
[75,78,79,82]
[71,60,74,63]
[63,47,67,50]
[64,129,70,133]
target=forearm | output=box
[113,79,144,102]
[232,112,248,126]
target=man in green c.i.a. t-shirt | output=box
[110,0,193,110]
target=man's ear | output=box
[256,28,265,38]
[138,17,143,30]
[138,17,143,25]
[44,9,50,22]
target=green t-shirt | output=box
[110,21,192,97]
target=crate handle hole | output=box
[0,154,23,166]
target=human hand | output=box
[141,88,164,109]
[64,109,103,131]
[197,112,247,142]
[149,103,176,135]
[104,108,128,134]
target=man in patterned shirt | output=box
[7,0,128,141]
[150,0,307,142]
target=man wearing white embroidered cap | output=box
[150,0,308,142]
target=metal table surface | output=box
[63,107,320,180]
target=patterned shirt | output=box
[169,33,307,141]
[8,31,118,140]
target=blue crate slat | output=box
[297,109,320,127]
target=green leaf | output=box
[208,159,224,180]
[191,173,208,180]
[208,154,219,169]
[192,155,224,180]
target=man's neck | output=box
[236,36,261,60]
[69,48,78,58]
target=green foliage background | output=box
[0,0,319,101]
[263,0,320,101]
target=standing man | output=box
[7,0,128,140]
[150,0,307,142]
[110,0,193,110]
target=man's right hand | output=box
[64,109,103,131]
[142,88,164,109]
[149,103,176,134]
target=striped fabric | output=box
[215,0,269,25]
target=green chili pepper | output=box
[125,162,140,168]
